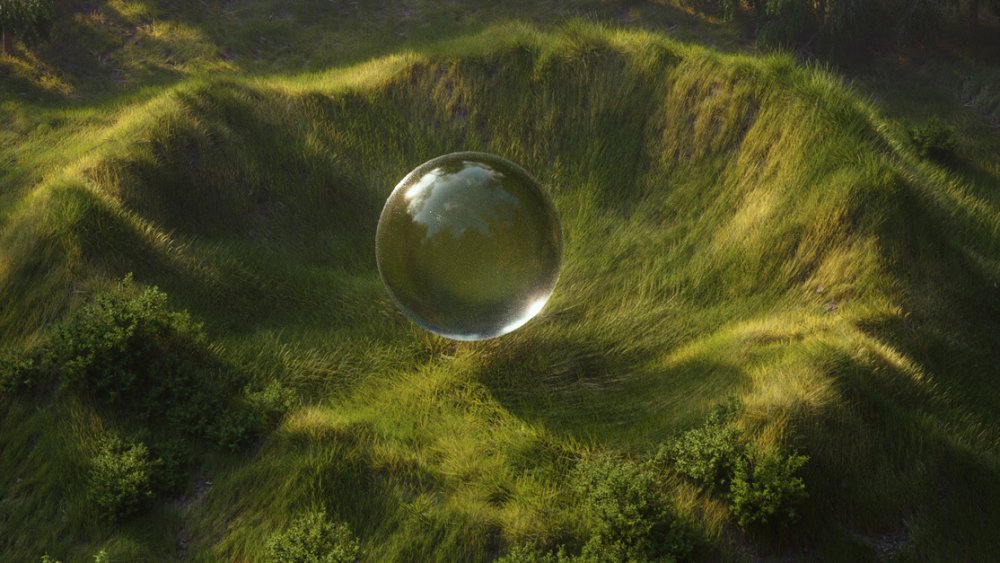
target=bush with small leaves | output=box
[572,456,697,562]
[88,436,160,520]
[147,437,191,496]
[660,404,740,493]
[909,116,957,161]
[662,402,809,530]
[728,446,809,528]
[710,0,958,54]
[0,349,42,394]
[0,0,53,53]
[246,379,297,429]
[46,276,256,449]
[48,277,205,405]
[265,509,361,563]
[496,543,569,563]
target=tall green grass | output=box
[2,20,1000,562]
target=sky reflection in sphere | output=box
[376,152,562,341]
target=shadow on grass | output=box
[0,0,745,106]
[473,334,749,445]
[787,343,1000,561]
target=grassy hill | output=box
[2,2,1000,562]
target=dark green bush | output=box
[265,509,361,563]
[501,455,699,562]
[572,456,697,562]
[147,437,191,496]
[0,349,42,394]
[660,405,739,494]
[46,277,256,448]
[48,277,205,404]
[909,116,957,161]
[88,436,160,520]
[728,446,809,527]
[246,379,297,429]
[497,544,569,563]
[0,0,53,51]
[8,277,298,523]
[663,403,809,529]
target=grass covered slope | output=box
[2,22,1000,561]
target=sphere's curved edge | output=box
[375,151,563,342]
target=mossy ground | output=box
[2,2,999,561]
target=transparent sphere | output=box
[376,152,562,341]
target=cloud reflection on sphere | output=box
[376,152,562,341]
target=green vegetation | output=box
[662,404,741,494]
[728,445,808,527]
[664,403,808,528]
[9,276,275,448]
[570,455,698,561]
[1,0,999,561]
[909,116,958,162]
[88,435,159,520]
[713,0,1000,53]
[265,509,361,563]
[0,0,53,55]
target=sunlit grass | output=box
[1,14,999,563]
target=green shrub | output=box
[909,116,957,161]
[206,408,256,450]
[660,405,740,493]
[572,456,697,562]
[245,379,297,429]
[47,277,205,406]
[147,437,191,496]
[728,446,809,527]
[0,349,42,394]
[501,454,698,562]
[46,276,255,448]
[0,0,53,52]
[88,436,160,520]
[662,403,809,529]
[265,509,361,563]
[497,544,569,563]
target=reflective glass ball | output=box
[376,152,562,341]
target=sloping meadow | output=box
[2,22,1000,561]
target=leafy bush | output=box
[0,0,53,51]
[246,379,297,429]
[88,436,160,520]
[572,456,697,562]
[48,277,205,405]
[497,544,569,563]
[660,405,740,493]
[501,456,698,562]
[265,509,361,563]
[7,277,300,523]
[0,349,42,394]
[45,276,256,448]
[728,446,809,527]
[663,403,809,529]
[147,437,191,496]
[909,116,957,161]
